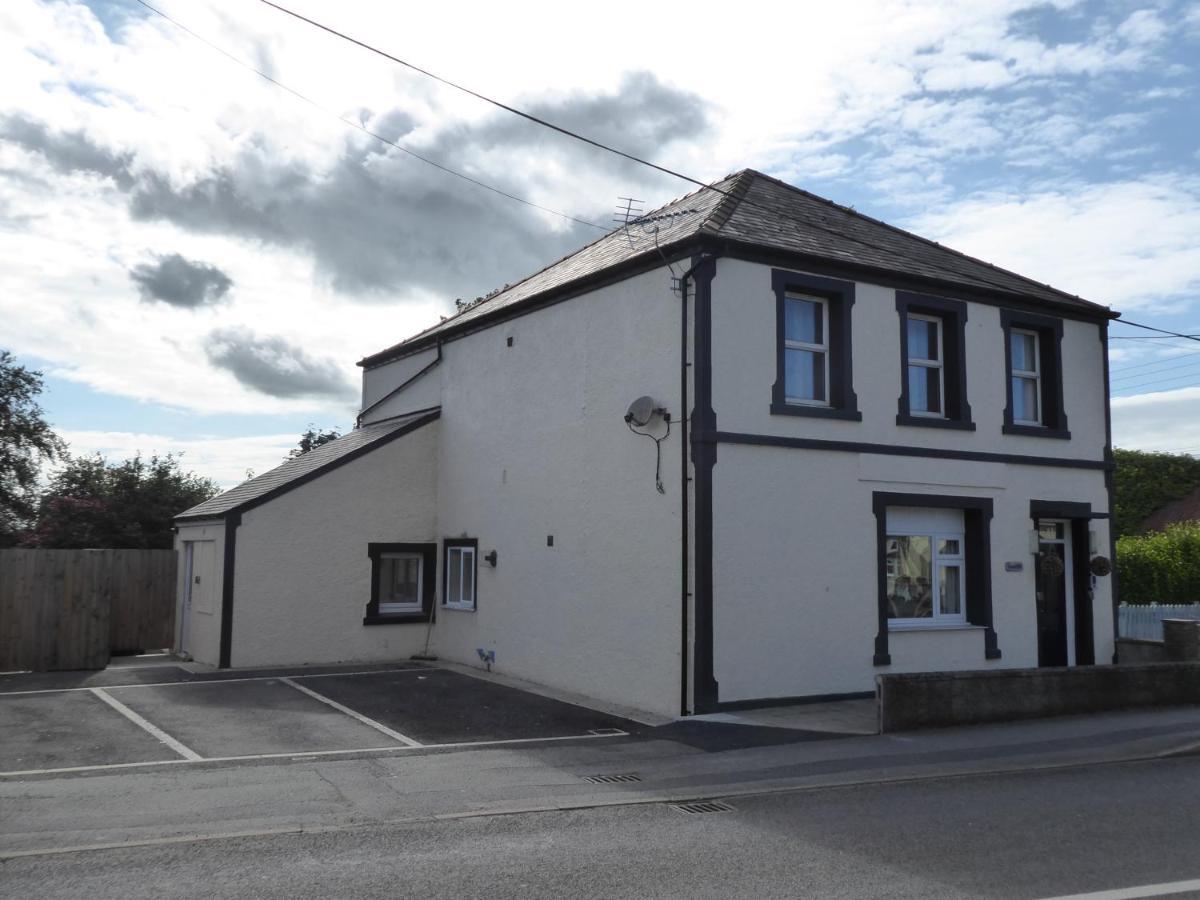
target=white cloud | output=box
[0,0,1195,448]
[905,177,1200,310]
[1112,387,1200,455]
[58,430,299,490]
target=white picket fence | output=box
[1118,603,1200,641]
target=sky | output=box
[1,0,1198,488]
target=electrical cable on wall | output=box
[624,396,671,494]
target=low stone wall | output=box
[877,663,1200,732]
[1117,638,1167,664]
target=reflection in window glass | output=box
[940,565,962,615]
[886,536,933,619]
[887,530,967,623]
[785,297,822,344]
[786,348,826,402]
[379,555,421,611]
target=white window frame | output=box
[886,530,968,628]
[783,293,830,407]
[907,313,944,418]
[1011,328,1041,426]
[443,544,477,611]
[376,552,424,615]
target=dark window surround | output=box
[872,492,1000,666]
[1001,309,1070,440]
[895,292,974,431]
[770,269,861,421]
[443,537,479,610]
[364,542,436,625]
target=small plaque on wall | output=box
[1004,561,1024,572]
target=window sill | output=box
[441,603,476,613]
[1003,423,1071,440]
[770,402,862,422]
[888,621,981,632]
[896,413,976,431]
[363,613,430,626]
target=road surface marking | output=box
[279,677,422,747]
[0,730,629,778]
[1038,879,1200,900]
[0,666,431,696]
[88,688,202,761]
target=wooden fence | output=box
[0,549,177,672]
[1118,602,1200,641]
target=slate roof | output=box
[360,169,1114,368]
[175,410,439,521]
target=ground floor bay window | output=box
[872,493,1000,665]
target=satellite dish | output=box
[625,395,657,427]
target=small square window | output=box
[365,543,434,625]
[378,553,423,614]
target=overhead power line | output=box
[131,0,604,231]
[1112,320,1200,344]
[1110,348,1200,377]
[256,0,710,192]
[154,0,1200,347]
[255,1,1124,307]
[1110,356,1200,385]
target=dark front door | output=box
[1035,521,1073,667]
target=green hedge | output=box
[1116,522,1200,605]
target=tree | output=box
[27,452,219,549]
[0,350,65,546]
[288,425,342,459]
[1113,448,1200,538]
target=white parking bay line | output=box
[1038,879,1200,900]
[279,677,422,748]
[88,688,202,761]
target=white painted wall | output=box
[359,346,443,424]
[361,346,439,409]
[174,520,225,667]
[425,266,685,717]
[708,258,1114,701]
[230,420,439,667]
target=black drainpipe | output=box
[678,252,718,715]
[218,510,242,669]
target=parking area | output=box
[0,663,635,776]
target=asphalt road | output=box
[6,754,1200,900]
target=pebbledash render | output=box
[175,169,1118,717]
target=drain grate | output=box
[670,800,735,815]
[583,773,643,785]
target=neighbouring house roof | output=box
[1141,485,1200,533]
[360,168,1116,369]
[175,409,440,522]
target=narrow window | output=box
[906,314,944,417]
[894,292,972,430]
[443,540,477,610]
[783,294,829,405]
[1010,328,1041,425]
[771,269,860,421]
[1000,310,1068,438]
